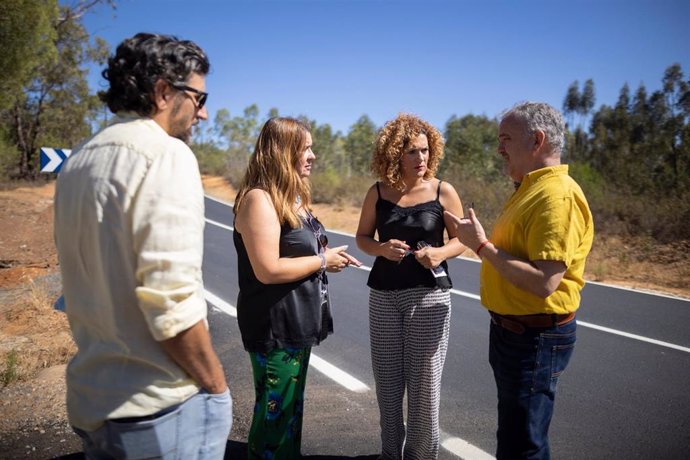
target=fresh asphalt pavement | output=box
[203,196,690,460]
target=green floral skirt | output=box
[248,347,312,459]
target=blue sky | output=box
[81,0,690,135]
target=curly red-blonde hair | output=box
[371,113,445,191]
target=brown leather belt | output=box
[490,311,576,334]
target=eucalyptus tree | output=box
[563,80,581,129]
[580,79,596,126]
[443,114,499,180]
[344,115,377,176]
[213,104,261,185]
[309,121,344,172]
[660,63,690,191]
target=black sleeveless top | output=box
[233,217,333,353]
[367,181,453,290]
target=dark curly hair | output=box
[99,33,210,116]
[371,113,445,191]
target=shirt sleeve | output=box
[131,141,207,341]
[526,195,581,266]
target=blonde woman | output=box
[233,117,359,459]
[356,114,466,460]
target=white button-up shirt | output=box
[54,113,207,430]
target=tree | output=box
[0,0,57,111]
[443,114,499,180]
[343,115,377,176]
[562,80,581,129]
[308,121,344,172]
[0,0,113,179]
[631,83,648,144]
[586,64,690,198]
[660,63,690,191]
[213,104,261,185]
[562,79,596,131]
[580,78,596,126]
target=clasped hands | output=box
[382,239,443,269]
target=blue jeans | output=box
[73,388,232,460]
[489,316,576,460]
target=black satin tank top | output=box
[233,216,333,353]
[367,181,452,290]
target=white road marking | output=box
[577,320,690,353]
[441,429,495,459]
[204,289,236,317]
[204,289,370,393]
[456,254,690,302]
[451,288,481,300]
[205,218,233,231]
[308,354,370,393]
[205,217,689,353]
[204,194,233,206]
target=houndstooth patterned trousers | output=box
[369,287,451,460]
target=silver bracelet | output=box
[318,253,326,274]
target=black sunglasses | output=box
[306,214,328,249]
[170,82,208,109]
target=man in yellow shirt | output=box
[446,102,594,459]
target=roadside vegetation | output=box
[0,277,76,386]
[186,86,690,290]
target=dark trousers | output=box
[489,316,577,460]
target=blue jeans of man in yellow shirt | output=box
[489,316,577,460]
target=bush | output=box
[192,142,228,177]
[1,350,20,387]
[310,168,372,206]
[441,164,512,237]
[0,132,19,181]
[568,161,607,204]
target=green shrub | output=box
[441,165,512,237]
[310,169,372,206]
[192,142,229,177]
[1,349,20,387]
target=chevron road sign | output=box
[40,147,72,173]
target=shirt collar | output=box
[521,164,568,188]
[110,112,168,136]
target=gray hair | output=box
[501,102,565,152]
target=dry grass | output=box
[0,277,76,386]
[586,235,690,297]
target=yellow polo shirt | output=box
[480,165,594,315]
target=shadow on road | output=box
[52,440,379,459]
[226,439,378,459]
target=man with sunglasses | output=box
[54,33,231,458]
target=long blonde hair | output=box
[234,117,312,228]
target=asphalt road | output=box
[202,196,690,460]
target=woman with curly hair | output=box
[355,113,466,459]
[233,117,360,459]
